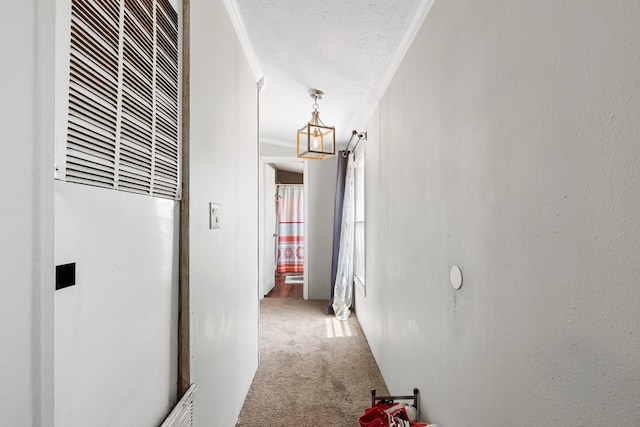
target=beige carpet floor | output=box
[236,298,389,426]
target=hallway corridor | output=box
[236,299,388,426]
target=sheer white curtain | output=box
[332,154,355,320]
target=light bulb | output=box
[311,129,321,150]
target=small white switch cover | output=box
[209,203,220,229]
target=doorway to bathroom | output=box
[261,160,305,298]
[271,183,304,297]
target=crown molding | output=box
[353,0,435,127]
[223,0,264,83]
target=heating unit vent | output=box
[62,0,181,200]
[161,384,196,427]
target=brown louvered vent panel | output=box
[67,0,119,188]
[121,0,153,194]
[65,0,180,200]
[153,0,179,198]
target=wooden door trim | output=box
[178,0,191,396]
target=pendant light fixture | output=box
[297,89,335,160]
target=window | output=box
[58,0,180,200]
[353,147,365,295]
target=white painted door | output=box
[263,164,277,296]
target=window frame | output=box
[353,143,366,296]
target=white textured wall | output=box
[356,1,640,425]
[260,142,297,157]
[0,0,55,425]
[0,2,37,421]
[305,156,337,300]
[189,1,259,425]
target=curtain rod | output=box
[345,129,367,154]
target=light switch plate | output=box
[209,203,220,229]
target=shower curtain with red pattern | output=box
[276,185,304,274]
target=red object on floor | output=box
[359,402,394,427]
[359,402,430,427]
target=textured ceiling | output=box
[233,0,428,149]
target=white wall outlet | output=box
[209,203,220,229]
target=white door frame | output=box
[258,155,306,298]
[260,163,276,298]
